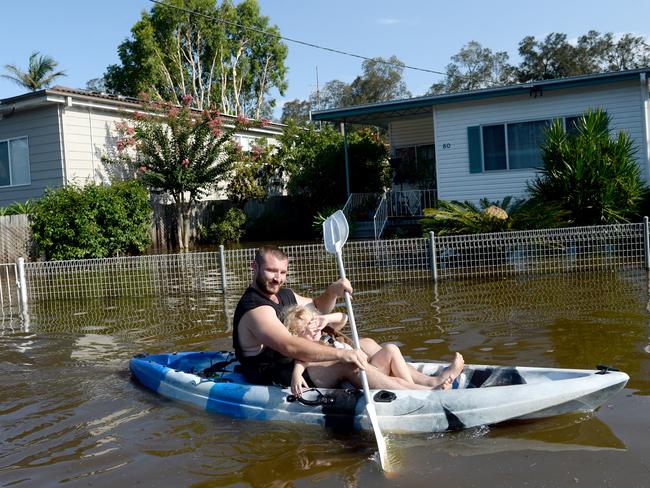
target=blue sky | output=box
[1,0,649,117]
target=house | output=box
[312,68,650,204]
[0,86,284,207]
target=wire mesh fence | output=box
[24,252,222,301]
[3,221,647,304]
[436,223,646,279]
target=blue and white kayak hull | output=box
[129,351,629,434]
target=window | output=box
[507,120,549,169]
[0,137,30,187]
[469,115,584,173]
[482,124,507,170]
[470,118,556,173]
[391,144,436,188]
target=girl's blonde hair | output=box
[283,304,353,347]
[283,305,315,336]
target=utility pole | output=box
[315,66,321,129]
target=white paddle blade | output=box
[323,210,349,254]
[366,402,389,470]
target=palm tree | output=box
[2,51,66,91]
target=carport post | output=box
[340,121,350,198]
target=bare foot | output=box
[434,376,453,390]
[426,353,465,388]
[444,353,464,381]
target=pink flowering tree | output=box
[226,133,283,208]
[104,95,264,250]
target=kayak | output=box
[129,351,629,434]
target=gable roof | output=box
[311,68,650,126]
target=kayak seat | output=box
[466,367,527,388]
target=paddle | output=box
[323,210,389,471]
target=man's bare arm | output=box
[294,278,353,314]
[241,306,367,367]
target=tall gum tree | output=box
[104,0,287,118]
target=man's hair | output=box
[254,245,288,266]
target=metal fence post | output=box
[219,244,228,294]
[428,231,438,282]
[16,256,28,312]
[643,217,650,269]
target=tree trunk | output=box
[182,202,191,251]
[175,201,185,252]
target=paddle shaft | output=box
[334,253,373,403]
[324,210,388,470]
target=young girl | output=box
[283,305,455,396]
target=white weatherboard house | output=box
[312,68,650,203]
[0,86,284,208]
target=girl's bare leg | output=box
[360,338,464,388]
[368,343,415,384]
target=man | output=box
[233,245,463,391]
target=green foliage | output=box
[198,207,246,245]
[528,109,645,225]
[311,206,342,237]
[427,31,650,94]
[30,181,152,260]
[347,56,412,104]
[279,123,390,213]
[280,99,311,125]
[2,51,66,91]
[428,41,516,94]
[103,0,287,118]
[517,31,650,82]
[227,138,283,207]
[420,197,568,235]
[0,200,34,216]
[280,55,411,118]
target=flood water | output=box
[1,270,649,487]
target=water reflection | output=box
[1,270,649,486]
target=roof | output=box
[0,86,285,132]
[0,85,141,108]
[311,68,650,126]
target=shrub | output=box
[198,207,246,245]
[529,109,645,225]
[30,181,152,260]
[421,197,568,235]
[279,123,390,213]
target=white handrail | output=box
[373,195,388,239]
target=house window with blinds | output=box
[468,116,585,173]
[468,120,550,173]
[0,137,30,187]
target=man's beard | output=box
[255,273,281,295]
